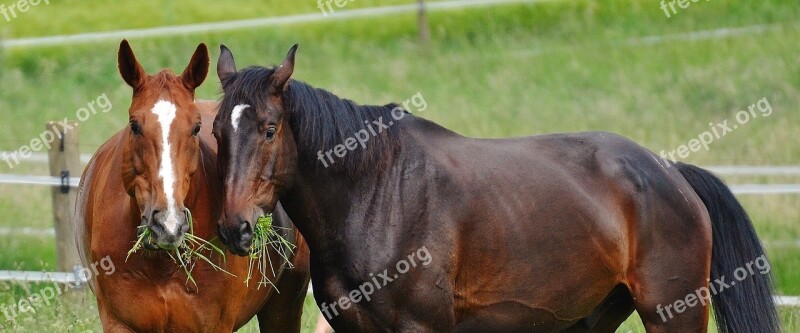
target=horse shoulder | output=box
[77,131,129,291]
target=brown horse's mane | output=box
[219,66,404,177]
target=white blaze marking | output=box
[151,100,180,235]
[231,104,250,132]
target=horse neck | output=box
[282,134,422,260]
[279,91,450,257]
[280,167,354,251]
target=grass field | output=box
[0,0,798,331]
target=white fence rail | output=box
[0,227,55,236]
[0,152,93,164]
[708,166,800,176]
[729,184,800,194]
[6,151,800,175]
[0,174,81,187]
[776,296,800,306]
[0,0,553,48]
[1,0,794,51]
[3,174,800,193]
[0,270,82,285]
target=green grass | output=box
[0,288,797,332]
[246,214,296,288]
[0,285,322,332]
[0,0,799,331]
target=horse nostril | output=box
[150,220,165,234]
[239,221,253,243]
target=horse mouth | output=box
[139,229,160,251]
[137,224,180,251]
[225,232,253,257]
[218,222,253,256]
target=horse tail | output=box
[675,162,780,333]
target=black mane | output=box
[219,66,404,177]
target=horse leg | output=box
[562,284,635,333]
[257,241,311,333]
[629,280,710,333]
[99,317,136,333]
[627,224,712,332]
[102,323,136,333]
[98,307,135,332]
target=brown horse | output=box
[75,40,310,332]
[213,45,780,333]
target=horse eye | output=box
[192,123,201,136]
[265,127,277,139]
[130,122,141,135]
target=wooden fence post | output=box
[417,0,430,44]
[46,121,82,273]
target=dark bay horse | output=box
[75,40,310,332]
[212,45,780,332]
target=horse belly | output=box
[454,202,628,329]
[453,267,619,332]
[454,301,585,332]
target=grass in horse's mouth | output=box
[124,212,293,289]
[245,214,296,289]
[126,210,231,287]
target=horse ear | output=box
[181,43,210,92]
[118,39,147,90]
[270,44,297,94]
[217,44,237,83]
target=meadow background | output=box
[0,0,798,331]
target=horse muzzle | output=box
[218,213,255,256]
[145,208,190,251]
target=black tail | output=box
[676,162,780,333]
